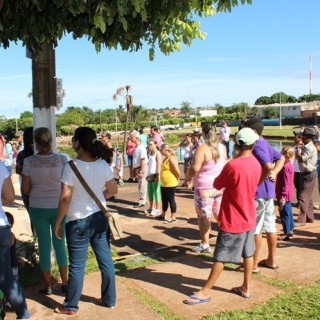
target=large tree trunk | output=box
[0,0,4,12]
[32,42,58,151]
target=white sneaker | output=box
[144,208,152,214]
[192,243,211,253]
[150,209,161,217]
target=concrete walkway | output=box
[3,170,320,319]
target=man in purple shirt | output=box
[244,118,285,272]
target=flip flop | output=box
[164,218,177,224]
[231,287,251,299]
[258,259,279,270]
[183,294,211,305]
[54,306,76,315]
[235,266,260,274]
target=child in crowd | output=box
[275,147,295,241]
[5,212,18,280]
[115,148,124,186]
[183,128,261,304]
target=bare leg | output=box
[42,270,51,289]
[265,233,278,268]
[232,256,253,297]
[59,266,68,286]
[253,234,262,270]
[184,262,224,303]
[198,217,211,246]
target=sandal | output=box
[278,234,292,241]
[54,306,76,315]
[235,266,259,274]
[164,218,177,224]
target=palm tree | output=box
[180,101,192,118]
[113,85,133,165]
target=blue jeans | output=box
[63,211,116,312]
[280,202,294,235]
[0,226,30,319]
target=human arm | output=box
[169,156,180,181]
[55,183,72,240]
[185,145,204,181]
[103,178,118,199]
[21,175,31,196]
[155,151,162,183]
[1,176,15,204]
[269,155,285,182]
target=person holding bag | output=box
[54,127,117,315]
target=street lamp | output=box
[279,92,282,130]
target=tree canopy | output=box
[0,0,251,60]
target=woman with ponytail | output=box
[184,123,227,253]
[54,127,117,315]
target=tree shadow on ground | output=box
[121,255,230,296]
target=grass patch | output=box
[256,276,297,291]
[19,241,166,288]
[203,282,320,320]
[128,287,185,320]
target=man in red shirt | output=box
[183,127,261,305]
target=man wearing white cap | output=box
[183,127,261,304]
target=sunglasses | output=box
[71,137,77,142]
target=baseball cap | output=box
[236,128,259,146]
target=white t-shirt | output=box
[62,159,114,222]
[132,144,148,169]
[0,162,10,226]
[23,153,69,208]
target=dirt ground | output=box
[3,166,320,319]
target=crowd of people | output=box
[1,119,320,316]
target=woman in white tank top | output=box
[145,139,162,216]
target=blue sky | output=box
[1,0,319,119]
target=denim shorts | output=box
[255,198,276,234]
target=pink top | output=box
[194,143,226,190]
[126,139,135,156]
[275,160,294,202]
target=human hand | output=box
[279,197,286,211]
[55,223,63,240]
[269,170,277,182]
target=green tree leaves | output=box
[0,0,251,59]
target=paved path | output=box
[3,169,320,319]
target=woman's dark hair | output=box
[74,127,113,162]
